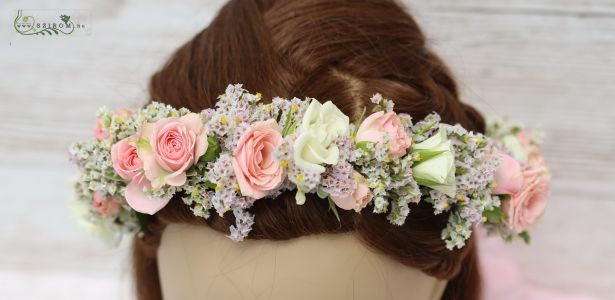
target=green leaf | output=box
[286,121,298,135]
[203,180,217,189]
[356,141,374,151]
[200,136,221,162]
[391,172,404,181]
[519,231,531,244]
[316,187,329,199]
[505,234,514,243]
[135,212,153,228]
[483,206,506,223]
[353,107,367,135]
[327,197,341,223]
[455,167,469,176]
[412,120,438,138]
[281,110,294,137]
[510,126,522,135]
[103,114,112,127]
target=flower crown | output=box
[69,84,551,249]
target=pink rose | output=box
[501,164,551,233]
[491,151,524,195]
[111,135,170,214]
[92,192,121,218]
[93,118,108,140]
[111,135,142,180]
[138,113,207,189]
[331,171,373,211]
[356,111,411,158]
[232,119,284,199]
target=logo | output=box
[13,10,90,36]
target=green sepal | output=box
[136,138,152,152]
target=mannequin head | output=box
[134,0,483,299]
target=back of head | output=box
[135,0,483,299]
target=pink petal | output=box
[138,146,166,190]
[492,152,524,195]
[165,169,188,187]
[232,157,267,199]
[125,174,171,215]
[179,113,203,135]
[355,111,385,143]
[331,194,356,210]
[194,130,208,160]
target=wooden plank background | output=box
[1,0,613,299]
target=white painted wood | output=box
[0,0,613,299]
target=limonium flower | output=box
[69,84,550,250]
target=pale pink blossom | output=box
[356,111,411,158]
[92,192,121,218]
[111,135,142,180]
[502,163,551,233]
[331,171,373,212]
[93,118,108,140]
[232,119,284,199]
[137,113,207,189]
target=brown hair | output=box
[133,0,484,299]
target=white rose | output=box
[411,126,457,197]
[293,99,350,173]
